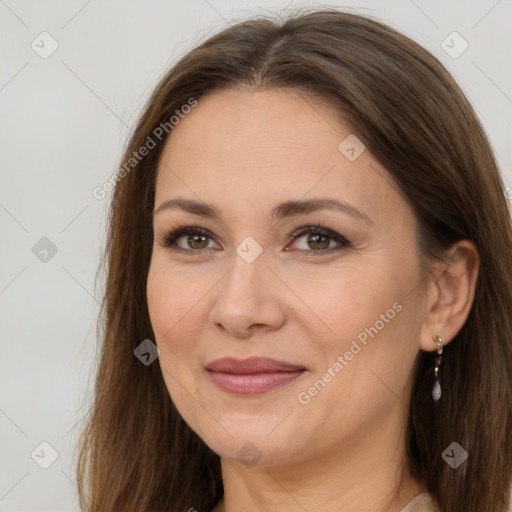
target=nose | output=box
[208,250,286,338]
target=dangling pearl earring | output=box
[432,334,443,402]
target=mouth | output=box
[205,357,308,395]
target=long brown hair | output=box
[76,8,512,512]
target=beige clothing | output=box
[400,491,512,512]
[399,492,438,512]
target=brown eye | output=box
[185,233,209,249]
[158,226,218,253]
[287,225,351,255]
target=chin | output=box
[177,407,300,467]
[202,431,297,468]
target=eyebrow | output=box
[154,197,372,224]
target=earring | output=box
[432,334,443,402]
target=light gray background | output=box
[1,1,511,510]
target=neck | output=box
[211,405,426,512]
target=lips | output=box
[206,356,306,374]
[205,357,307,395]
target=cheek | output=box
[146,260,205,414]
[285,260,403,345]
[288,258,418,397]
[147,255,203,339]
[146,258,203,381]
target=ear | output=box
[419,240,480,352]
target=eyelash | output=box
[156,223,351,256]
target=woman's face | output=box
[147,87,427,468]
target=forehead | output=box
[154,88,405,223]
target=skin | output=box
[146,87,479,512]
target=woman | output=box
[76,8,512,512]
